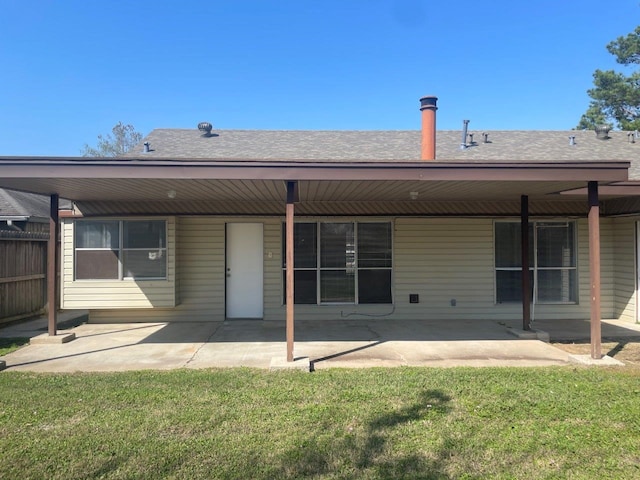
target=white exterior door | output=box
[226,223,264,319]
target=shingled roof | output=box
[130,129,640,179]
[0,188,71,220]
[0,188,51,219]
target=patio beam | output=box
[588,181,602,359]
[0,159,629,183]
[47,194,59,336]
[521,195,531,330]
[285,181,297,362]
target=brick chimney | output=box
[420,96,438,160]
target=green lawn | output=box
[0,337,29,356]
[1,367,639,479]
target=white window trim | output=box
[74,219,168,281]
[283,220,394,305]
[494,219,578,305]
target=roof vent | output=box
[460,120,470,150]
[569,135,576,146]
[143,141,150,153]
[595,124,610,140]
[482,133,490,143]
[198,122,213,137]
[628,132,636,144]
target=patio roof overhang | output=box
[1,156,625,361]
[559,181,640,197]
[0,157,630,207]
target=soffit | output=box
[0,157,629,203]
[0,177,621,203]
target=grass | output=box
[0,337,29,356]
[1,367,639,479]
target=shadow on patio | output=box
[137,318,519,345]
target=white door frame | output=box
[636,221,640,323]
[226,223,264,319]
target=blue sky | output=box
[1,0,638,156]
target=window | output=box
[75,220,167,280]
[283,222,392,304]
[495,221,576,303]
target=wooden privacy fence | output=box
[0,230,48,324]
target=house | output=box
[0,96,637,360]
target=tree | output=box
[578,26,640,131]
[81,122,143,157]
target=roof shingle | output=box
[128,129,640,178]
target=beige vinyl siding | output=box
[263,220,285,321]
[577,217,614,320]
[61,217,177,310]
[392,217,614,321]
[90,218,282,323]
[77,215,623,324]
[613,218,637,322]
[267,217,614,322]
[394,218,495,320]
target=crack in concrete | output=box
[184,322,223,366]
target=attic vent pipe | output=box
[143,142,150,153]
[569,135,576,146]
[628,132,636,144]
[460,120,470,150]
[482,132,489,143]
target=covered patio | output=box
[0,153,631,364]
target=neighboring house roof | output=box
[0,188,71,220]
[0,188,50,220]
[130,129,640,177]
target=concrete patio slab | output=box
[0,318,582,372]
[568,354,625,366]
[270,356,311,371]
[30,332,76,344]
[509,318,640,341]
[506,327,550,342]
[0,310,88,338]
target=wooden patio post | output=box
[521,195,531,330]
[285,181,297,362]
[47,194,59,336]
[588,181,602,359]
